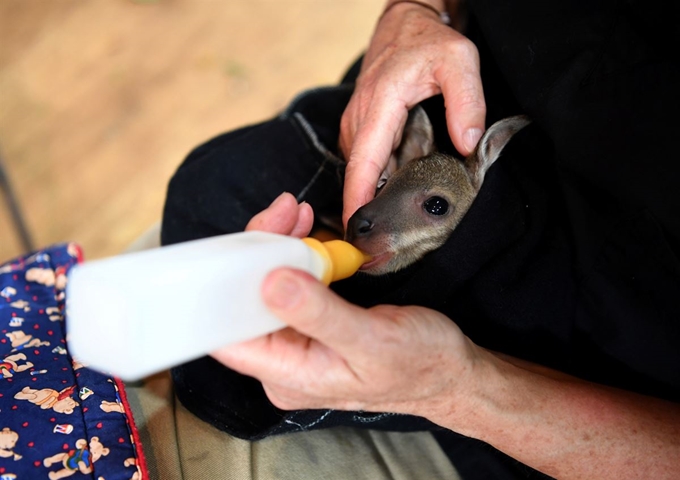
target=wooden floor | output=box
[0,0,382,262]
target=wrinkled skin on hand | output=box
[339,3,486,225]
[211,192,479,421]
[211,194,680,480]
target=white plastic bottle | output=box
[66,231,368,381]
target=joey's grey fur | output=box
[345,107,530,275]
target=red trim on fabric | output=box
[115,376,150,479]
[70,243,85,263]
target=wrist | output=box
[391,336,485,430]
[386,0,448,11]
[381,0,451,25]
[427,345,512,434]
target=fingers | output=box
[437,37,486,155]
[211,267,375,405]
[340,93,409,226]
[340,27,485,224]
[340,160,379,228]
[341,146,392,228]
[212,326,310,378]
[261,268,372,355]
[245,192,314,238]
[211,266,476,414]
[290,201,314,238]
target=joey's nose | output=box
[346,213,374,242]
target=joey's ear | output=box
[466,115,531,190]
[394,105,435,167]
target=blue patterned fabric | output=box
[1,244,145,480]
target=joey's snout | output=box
[345,205,397,275]
[345,210,375,243]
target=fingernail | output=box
[464,128,483,153]
[271,192,290,207]
[263,271,302,310]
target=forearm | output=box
[435,349,680,479]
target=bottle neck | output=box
[301,238,370,285]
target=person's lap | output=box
[124,372,461,480]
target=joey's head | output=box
[346,109,530,275]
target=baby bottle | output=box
[66,231,368,380]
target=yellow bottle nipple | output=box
[301,238,371,285]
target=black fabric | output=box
[464,0,680,397]
[433,430,554,480]
[161,1,679,478]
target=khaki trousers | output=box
[125,371,461,480]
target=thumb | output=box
[262,268,370,354]
[341,99,408,227]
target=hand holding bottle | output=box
[212,192,477,420]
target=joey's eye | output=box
[423,196,449,216]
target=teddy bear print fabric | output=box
[1,244,145,479]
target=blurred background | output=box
[0,0,382,262]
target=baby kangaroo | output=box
[345,107,530,275]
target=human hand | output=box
[339,1,486,225]
[212,193,480,419]
[226,198,680,480]
[212,269,478,418]
[245,192,314,238]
